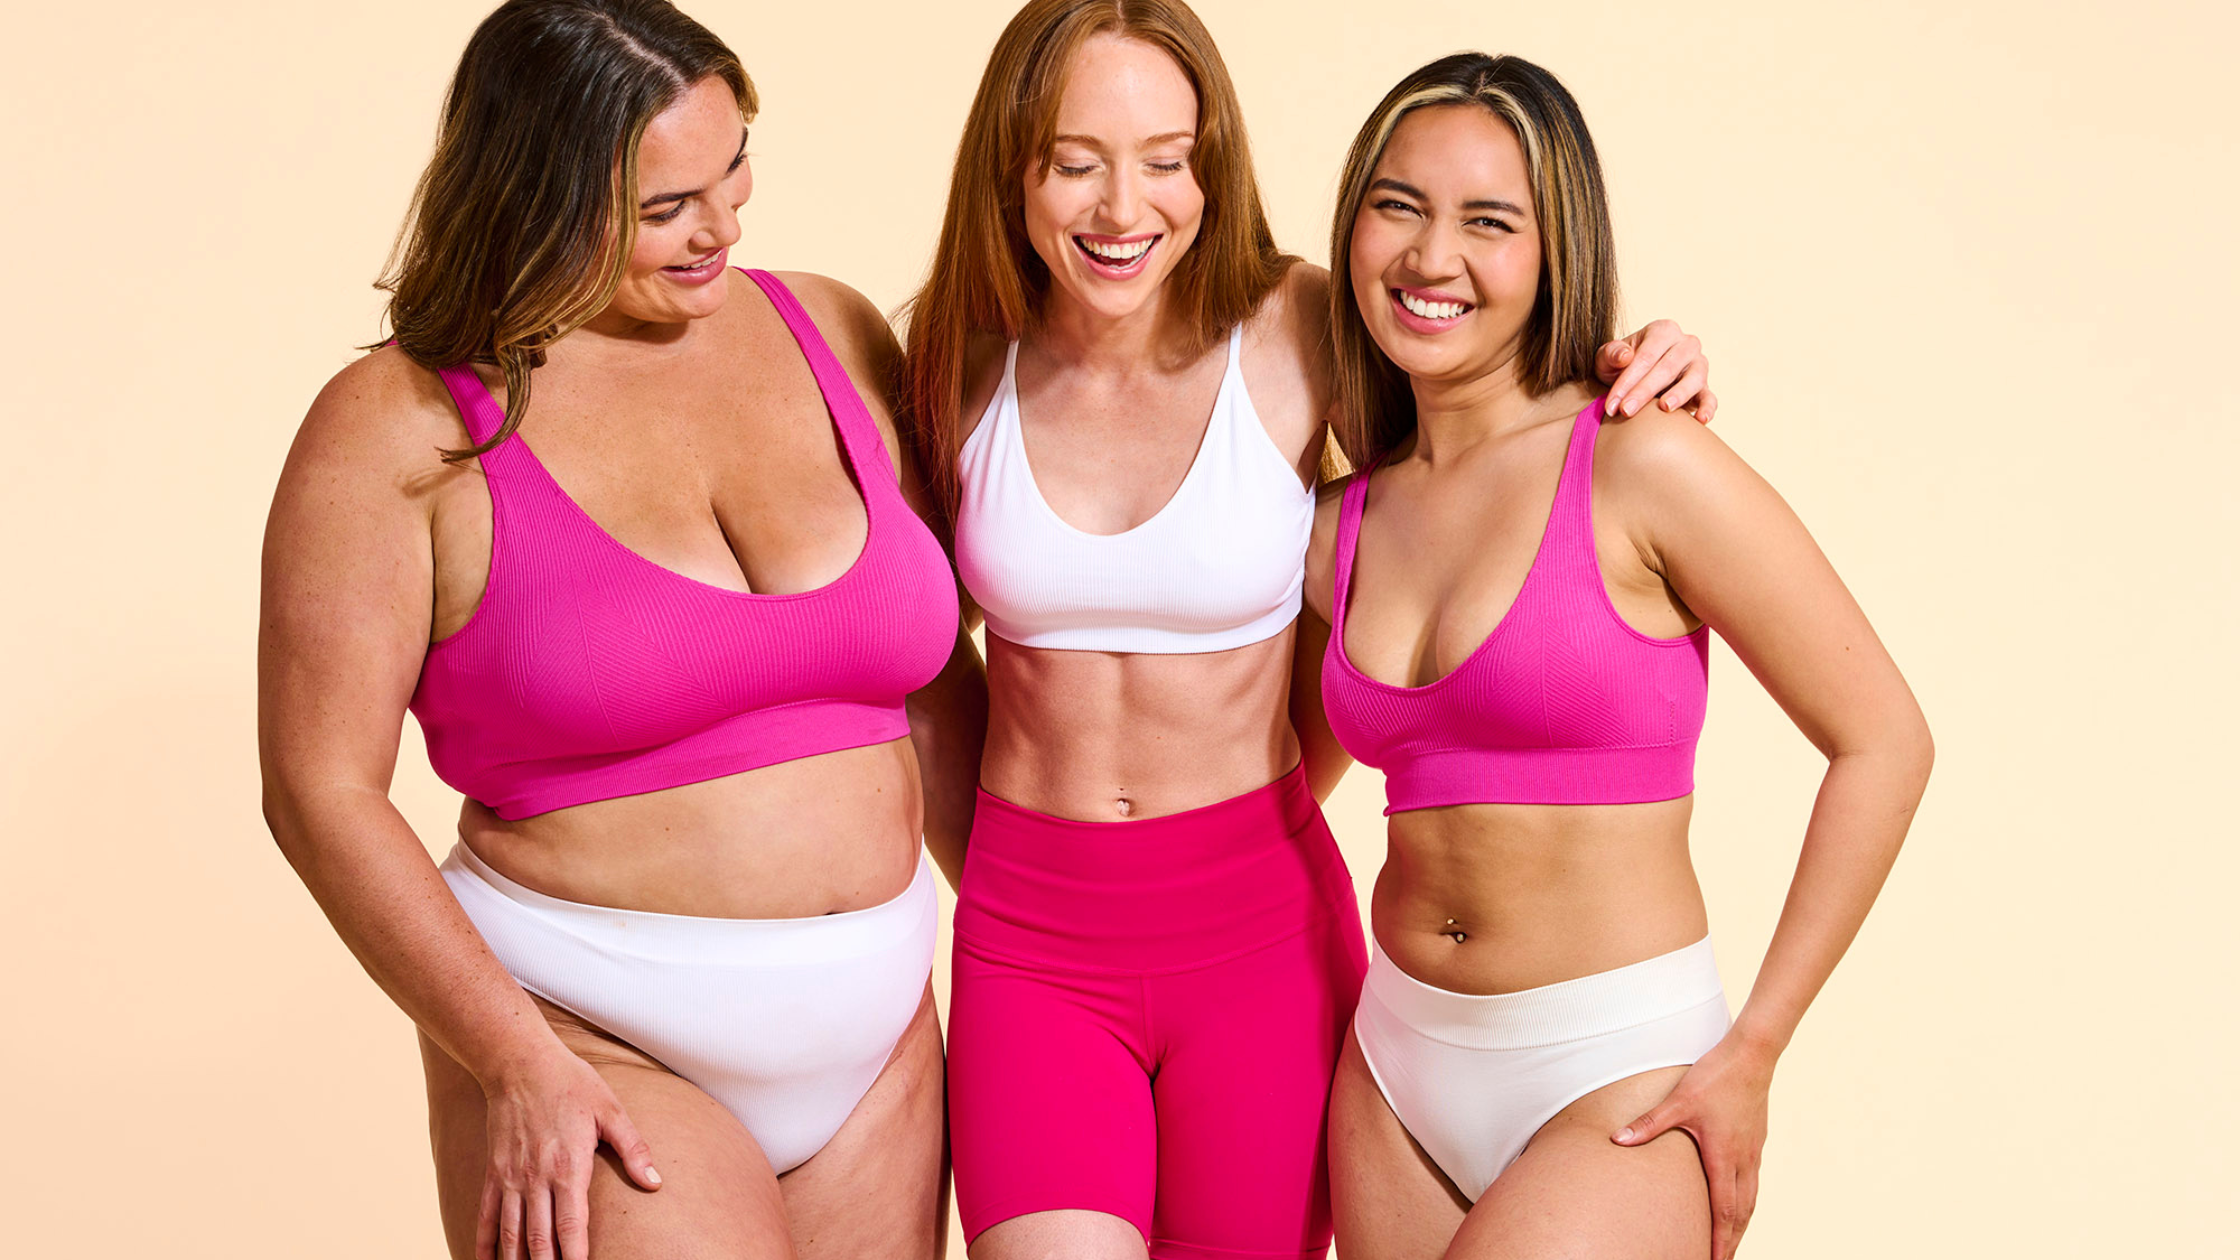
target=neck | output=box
[1033,281,1186,374]
[1405,350,1546,465]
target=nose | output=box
[1404,215,1466,283]
[1100,166,1144,230]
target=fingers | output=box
[1656,356,1710,416]
[500,1185,527,1260]
[1612,324,1703,419]
[1594,338,1636,388]
[476,1176,501,1260]
[555,1148,593,1260]
[1611,1102,1677,1146]
[1693,388,1719,426]
[1731,1160,1761,1258]
[598,1104,663,1191]
[1709,1158,1743,1260]
[528,1180,557,1260]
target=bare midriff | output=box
[979,626,1301,823]
[457,736,925,920]
[1374,796,1708,996]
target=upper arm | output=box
[1302,475,1351,625]
[1602,413,1929,762]
[774,271,911,481]
[1241,262,1336,486]
[258,353,454,813]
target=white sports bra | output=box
[954,324,1313,654]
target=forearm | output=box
[265,783,562,1086]
[907,621,989,890]
[1729,736,1933,1056]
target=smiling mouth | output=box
[1393,288,1474,321]
[1074,234,1160,275]
[666,249,724,272]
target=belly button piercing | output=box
[1446,917,1466,944]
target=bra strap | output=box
[433,362,509,447]
[1331,459,1379,630]
[741,269,897,482]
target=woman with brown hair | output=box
[905,5,1712,1258]
[1302,53,1932,1260]
[259,2,983,1257]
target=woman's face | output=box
[1022,34,1206,326]
[606,76,753,326]
[1348,105,1542,389]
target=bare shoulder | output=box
[1593,403,1752,499]
[957,330,1009,451]
[287,345,470,489]
[1243,260,1333,361]
[766,270,900,372]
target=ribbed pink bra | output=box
[1321,399,1709,814]
[408,269,959,820]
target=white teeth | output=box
[1081,237,1153,262]
[1398,291,1469,320]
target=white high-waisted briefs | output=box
[441,842,937,1173]
[1353,937,1730,1201]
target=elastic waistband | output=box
[955,763,1355,972]
[442,843,936,968]
[1362,938,1724,1050]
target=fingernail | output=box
[1615,1127,1635,1142]
[1624,398,1640,416]
[646,1167,663,1186]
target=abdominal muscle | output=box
[456,736,926,920]
[979,626,1300,821]
[1374,796,1709,995]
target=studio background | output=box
[3,0,2231,1255]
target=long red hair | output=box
[901,0,1292,522]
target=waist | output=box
[444,841,938,966]
[955,763,1357,972]
[459,739,927,918]
[1373,798,1705,993]
[980,631,1298,818]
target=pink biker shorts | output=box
[948,764,1368,1260]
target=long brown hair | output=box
[901,0,1292,520]
[374,0,754,461]
[1328,53,1618,469]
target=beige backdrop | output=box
[3,0,2232,1255]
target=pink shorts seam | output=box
[961,1197,1151,1246]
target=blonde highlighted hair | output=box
[902,0,1293,520]
[374,0,754,462]
[1328,53,1617,469]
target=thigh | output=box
[776,982,947,1260]
[1328,1028,1466,1260]
[1447,1067,1708,1260]
[948,948,1156,1245]
[420,996,796,1260]
[1146,913,1367,1258]
[969,1210,1149,1260]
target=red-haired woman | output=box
[260,2,983,1257]
[905,5,1712,1258]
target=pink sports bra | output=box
[1321,399,1709,814]
[408,269,959,820]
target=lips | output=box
[663,247,728,285]
[1073,233,1160,279]
[1388,286,1473,333]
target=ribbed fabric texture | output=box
[408,269,959,820]
[953,323,1312,653]
[1321,400,1710,812]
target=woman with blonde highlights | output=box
[260,2,983,1257]
[907,5,1712,1258]
[1303,53,1932,1259]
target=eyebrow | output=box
[1370,177,1525,216]
[1052,130,1197,150]
[639,126,750,209]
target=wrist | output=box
[1724,1015,1791,1066]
